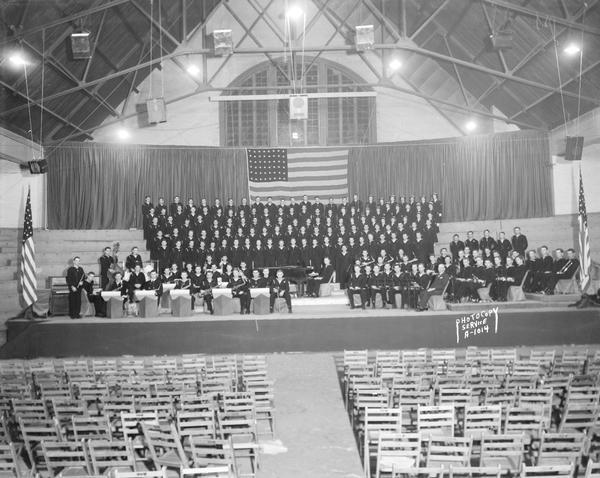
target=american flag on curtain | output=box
[578,169,591,293]
[20,187,37,307]
[246,147,349,202]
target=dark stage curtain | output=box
[47,143,247,229]
[348,130,553,222]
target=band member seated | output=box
[175,270,192,291]
[260,268,272,288]
[230,268,251,314]
[531,245,554,292]
[270,269,292,313]
[82,272,105,317]
[66,256,86,319]
[493,255,527,301]
[144,270,163,299]
[347,264,367,310]
[125,246,144,271]
[98,246,115,290]
[368,264,387,308]
[541,248,579,294]
[108,271,129,304]
[248,269,263,288]
[128,264,147,301]
[387,263,404,308]
[306,256,335,297]
[200,270,215,314]
[417,263,449,311]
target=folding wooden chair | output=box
[463,406,502,439]
[17,416,62,471]
[12,399,49,420]
[71,415,113,441]
[186,436,238,477]
[50,398,88,432]
[88,439,137,475]
[536,432,586,466]
[375,432,422,478]
[480,433,526,474]
[140,421,190,471]
[71,382,109,405]
[0,442,28,478]
[177,410,218,447]
[241,379,275,437]
[426,436,472,468]
[216,411,259,476]
[41,440,91,477]
[417,405,455,438]
[136,397,174,420]
[114,467,168,478]
[558,403,599,434]
[585,459,600,478]
[504,407,548,443]
[344,350,370,370]
[120,411,159,450]
[449,465,502,478]
[520,464,574,478]
[150,356,178,373]
[363,408,403,477]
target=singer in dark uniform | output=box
[66,256,86,319]
[270,269,292,313]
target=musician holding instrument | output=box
[270,269,292,313]
[66,256,86,319]
[230,268,251,314]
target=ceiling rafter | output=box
[509,58,600,120]
[481,0,600,36]
[442,35,470,107]
[477,0,599,104]
[82,9,108,82]
[480,1,509,73]
[409,0,452,40]
[0,78,93,140]
[0,0,131,47]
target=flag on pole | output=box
[578,169,591,293]
[20,187,37,307]
[246,147,349,202]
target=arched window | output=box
[220,57,376,147]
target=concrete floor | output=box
[258,353,363,478]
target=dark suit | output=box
[418,272,449,310]
[98,255,115,290]
[347,272,368,309]
[543,258,580,293]
[270,278,292,312]
[82,279,105,317]
[511,234,528,255]
[66,266,85,318]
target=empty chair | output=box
[88,439,137,475]
[417,405,455,438]
[463,406,502,439]
[480,433,526,474]
[141,421,189,471]
[537,432,586,466]
[375,432,422,478]
[186,436,238,478]
[71,415,113,441]
[585,459,600,478]
[504,407,548,443]
[177,410,218,445]
[242,379,275,436]
[391,467,445,478]
[363,408,403,477]
[343,349,370,370]
[449,466,502,478]
[521,464,574,478]
[136,397,174,419]
[41,440,91,477]
[100,397,136,421]
[426,436,472,468]
[12,399,48,420]
[0,442,28,478]
[17,416,62,470]
[558,403,599,434]
[114,468,168,478]
[216,410,259,475]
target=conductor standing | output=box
[66,256,85,319]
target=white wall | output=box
[550,107,600,214]
[0,127,46,228]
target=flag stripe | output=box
[578,170,591,292]
[20,189,37,307]
[247,147,349,201]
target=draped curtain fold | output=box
[47,131,553,229]
[348,130,553,222]
[47,143,247,229]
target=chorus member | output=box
[82,271,105,317]
[128,264,147,301]
[368,264,387,308]
[532,245,554,292]
[465,231,479,251]
[496,232,512,258]
[66,256,85,319]
[175,270,192,291]
[270,269,292,313]
[125,247,143,271]
[511,227,528,256]
[542,248,580,294]
[449,234,465,261]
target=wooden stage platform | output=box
[2,296,600,358]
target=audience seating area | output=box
[0,354,274,478]
[339,346,600,478]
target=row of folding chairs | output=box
[369,431,589,478]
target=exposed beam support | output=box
[409,0,452,40]
[0,78,93,139]
[442,35,470,107]
[82,9,107,82]
[480,0,600,36]
[509,59,600,120]
[0,0,131,46]
[477,0,599,103]
[480,1,509,73]
[130,0,181,46]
